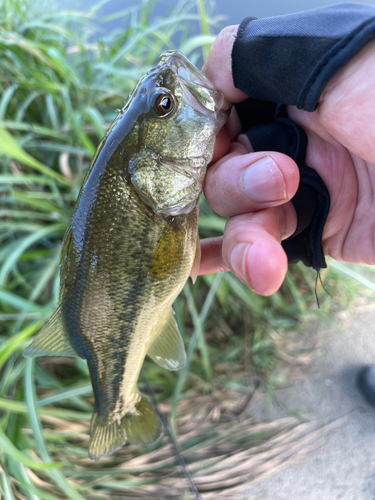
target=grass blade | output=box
[0,224,65,287]
[0,429,65,471]
[0,127,71,186]
[0,321,43,370]
[0,288,47,313]
[183,282,211,383]
[171,273,224,431]
[196,0,211,58]
[330,260,375,292]
[24,359,86,500]
[0,470,16,500]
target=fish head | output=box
[148,50,228,151]
[122,51,228,215]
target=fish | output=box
[24,51,227,460]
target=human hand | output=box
[200,26,375,295]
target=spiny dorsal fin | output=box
[147,309,186,370]
[190,232,201,284]
[89,393,162,461]
[23,306,78,358]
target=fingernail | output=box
[229,243,252,287]
[242,156,286,202]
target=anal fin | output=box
[147,309,186,370]
[23,305,78,358]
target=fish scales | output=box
[24,51,227,460]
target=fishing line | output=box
[317,269,332,298]
[141,369,202,500]
[314,269,332,308]
[314,272,320,309]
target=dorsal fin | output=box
[23,306,78,358]
[147,309,186,370]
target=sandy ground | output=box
[244,302,375,499]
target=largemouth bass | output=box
[24,51,226,460]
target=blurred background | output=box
[1,0,375,499]
[65,0,375,32]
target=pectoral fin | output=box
[190,232,201,284]
[147,310,186,370]
[23,306,78,358]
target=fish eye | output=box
[154,93,175,117]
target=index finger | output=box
[202,25,248,105]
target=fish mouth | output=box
[157,51,229,131]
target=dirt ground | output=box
[245,301,375,499]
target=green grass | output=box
[0,0,374,498]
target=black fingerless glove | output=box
[235,100,330,269]
[231,3,375,268]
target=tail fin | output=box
[88,394,162,461]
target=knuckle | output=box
[216,25,239,46]
[203,25,238,78]
[205,192,229,217]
